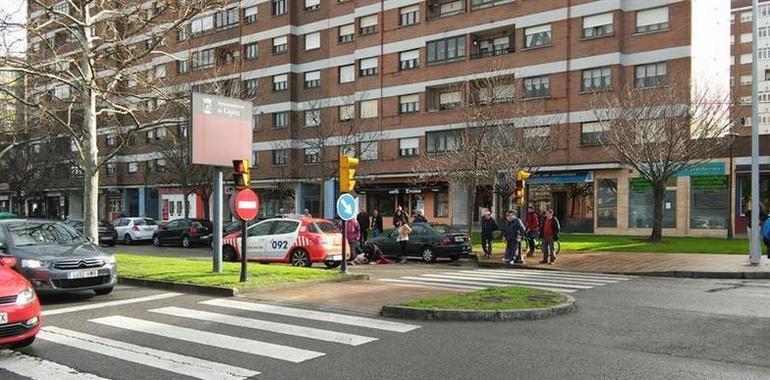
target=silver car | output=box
[0,219,118,295]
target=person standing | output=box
[523,205,540,257]
[346,218,361,261]
[393,206,406,227]
[501,211,525,264]
[356,209,370,245]
[412,209,427,223]
[540,208,561,264]
[371,210,384,238]
[396,222,412,264]
[480,211,498,258]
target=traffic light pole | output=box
[213,168,223,273]
[240,220,248,282]
[340,220,348,273]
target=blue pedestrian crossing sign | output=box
[336,193,358,221]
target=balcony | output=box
[427,1,465,21]
[471,29,514,60]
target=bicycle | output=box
[520,234,561,256]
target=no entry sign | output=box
[229,189,260,221]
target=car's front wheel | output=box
[324,260,341,269]
[181,235,192,248]
[8,336,35,349]
[421,246,437,263]
[290,248,312,267]
[94,287,113,295]
[123,234,133,245]
[152,235,162,247]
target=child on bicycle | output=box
[540,208,561,264]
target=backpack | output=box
[762,221,770,243]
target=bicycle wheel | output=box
[554,240,561,255]
[520,239,531,254]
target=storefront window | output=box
[434,192,449,217]
[367,192,397,217]
[628,178,676,229]
[596,179,617,227]
[737,175,770,215]
[690,175,728,229]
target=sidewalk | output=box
[477,248,770,279]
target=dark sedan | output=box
[152,218,213,248]
[64,219,117,247]
[0,219,118,295]
[366,222,473,263]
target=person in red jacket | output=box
[523,205,541,257]
[540,208,561,264]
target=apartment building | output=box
[10,0,745,237]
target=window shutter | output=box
[636,7,668,27]
[244,6,257,17]
[360,57,378,69]
[340,24,354,35]
[305,0,320,7]
[360,100,378,118]
[400,49,419,61]
[360,15,378,27]
[274,74,287,83]
[400,4,419,14]
[400,94,419,104]
[525,24,551,35]
[273,36,287,46]
[305,32,320,49]
[340,65,355,82]
[400,138,419,149]
[305,71,320,81]
[583,13,613,28]
[439,91,462,104]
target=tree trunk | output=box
[184,191,192,218]
[649,181,666,243]
[82,15,99,241]
[466,180,478,240]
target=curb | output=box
[380,295,577,322]
[119,273,370,297]
[477,261,770,279]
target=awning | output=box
[528,171,593,185]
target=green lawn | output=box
[471,232,750,255]
[399,287,567,311]
[116,254,346,290]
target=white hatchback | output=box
[113,217,159,245]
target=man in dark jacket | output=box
[500,210,525,264]
[356,210,370,245]
[371,210,384,238]
[412,209,427,223]
[539,208,561,264]
[480,211,498,258]
[523,205,540,257]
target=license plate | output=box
[0,312,7,324]
[454,237,465,242]
[68,269,99,279]
[329,255,343,261]
[102,236,112,240]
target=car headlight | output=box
[104,255,116,264]
[16,287,36,306]
[21,259,46,269]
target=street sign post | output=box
[229,189,260,282]
[336,193,358,273]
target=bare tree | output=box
[590,78,735,242]
[0,0,225,239]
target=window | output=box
[359,100,378,118]
[636,7,669,33]
[434,0,464,19]
[741,75,752,85]
[523,76,550,98]
[244,42,258,59]
[304,147,320,164]
[438,90,462,110]
[359,15,378,35]
[339,64,355,83]
[473,36,511,57]
[305,109,320,127]
[399,138,419,157]
[273,149,288,165]
[426,130,461,153]
[524,24,551,48]
[400,94,420,114]
[690,176,728,230]
[305,0,320,11]
[581,67,611,91]
[741,33,753,44]
[741,54,752,65]
[177,59,189,74]
[191,15,214,35]
[741,11,752,23]
[399,49,419,70]
[177,26,188,41]
[434,192,449,218]
[597,179,617,228]
[272,0,286,15]
[243,79,258,97]
[252,114,260,131]
[359,57,378,77]
[273,36,288,54]
[524,126,550,145]
[273,112,288,128]
[305,32,320,50]
[339,24,354,43]
[128,162,138,174]
[273,74,288,91]
[251,151,259,167]
[635,62,667,88]
[339,104,355,121]
[106,134,117,147]
[628,178,676,228]
[400,5,419,26]
[760,48,770,60]
[475,82,514,103]
[304,70,320,88]
[215,8,239,28]
[426,36,465,64]
[154,64,166,79]
[582,13,613,38]
[580,121,609,145]
[54,85,70,99]
[191,49,214,70]
[106,163,116,176]
[244,6,257,23]
[360,141,378,160]
[340,144,356,157]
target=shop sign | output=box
[405,188,422,194]
[677,162,725,177]
[629,178,653,192]
[691,175,727,190]
[528,171,593,185]
[388,189,400,195]
[0,195,8,201]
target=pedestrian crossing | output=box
[378,269,633,293]
[1,299,421,380]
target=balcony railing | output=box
[470,47,512,60]
[427,8,465,21]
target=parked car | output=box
[0,254,41,349]
[64,219,118,247]
[113,217,159,245]
[153,218,213,248]
[0,219,118,295]
[222,216,343,268]
[365,222,473,263]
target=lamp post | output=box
[726,131,740,240]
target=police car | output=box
[222,216,344,268]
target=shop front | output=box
[358,181,450,228]
[526,171,595,233]
[735,163,770,235]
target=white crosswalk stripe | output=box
[0,349,110,380]
[37,327,259,380]
[378,269,633,293]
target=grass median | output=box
[471,232,749,255]
[399,287,567,311]
[116,254,347,290]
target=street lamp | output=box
[726,130,740,240]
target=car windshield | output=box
[144,218,158,225]
[309,222,338,234]
[430,224,459,234]
[7,222,87,246]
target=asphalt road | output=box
[2,276,770,379]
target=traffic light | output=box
[232,159,250,189]
[339,155,359,193]
[514,180,525,205]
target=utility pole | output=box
[750,0,761,264]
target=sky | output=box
[0,1,27,55]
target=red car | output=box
[222,217,344,268]
[0,255,41,348]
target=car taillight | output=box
[442,237,453,245]
[188,227,197,234]
[132,226,139,231]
